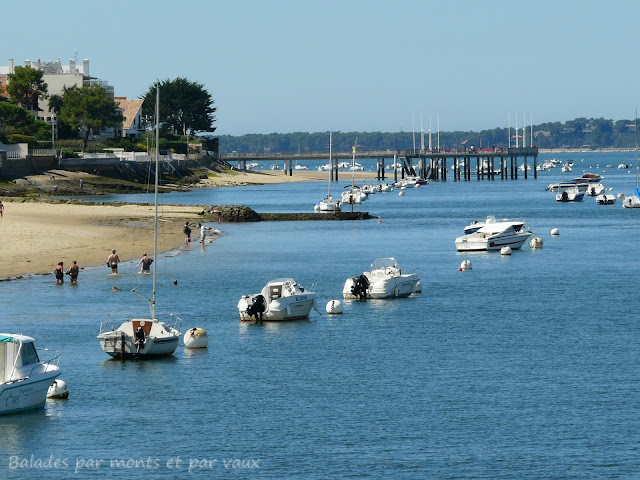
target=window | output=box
[21,343,40,366]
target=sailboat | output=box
[341,138,366,207]
[318,131,341,212]
[97,88,181,358]
[623,108,640,208]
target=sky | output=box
[3,0,640,136]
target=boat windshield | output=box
[371,258,398,270]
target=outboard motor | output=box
[246,295,267,322]
[350,274,370,300]
[134,326,146,353]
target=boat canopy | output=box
[371,258,398,270]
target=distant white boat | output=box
[247,162,259,169]
[586,183,605,196]
[294,164,308,170]
[596,194,616,205]
[455,221,532,252]
[556,187,585,202]
[343,258,420,299]
[349,163,365,171]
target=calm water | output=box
[1,152,640,478]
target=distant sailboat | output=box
[623,108,640,208]
[317,131,340,212]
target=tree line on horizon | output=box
[217,117,639,153]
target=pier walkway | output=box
[220,147,539,182]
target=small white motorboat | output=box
[238,279,317,322]
[556,187,585,202]
[595,194,616,205]
[586,183,605,196]
[343,258,420,299]
[455,221,532,252]
[0,334,61,415]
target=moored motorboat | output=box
[596,194,616,205]
[455,221,532,252]
[545,181,588,192]
[0,334,61,415]
[573,172,602,183]
[556,187,585,202]
[586,183,605,196]
[238,278,317,322]
[343,258,420,299]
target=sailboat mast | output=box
[152,88,159,319]
[635,107,638,189]
[328,131,332,196]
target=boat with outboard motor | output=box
[238,278,317,322]
[343,258,420,300]
[97,88,181,359]
[596,194,616,205]
[455,220,532,252]
[0,334,61,415]
[556,187,585,202]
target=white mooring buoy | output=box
[530,237,544,249]
[459,260,472,271]
[550,228,560,236]
[47,379,69,399]
[326,300,343,314]
[501,246,512,255]
[184,327,209,348]
[399,191,405,196]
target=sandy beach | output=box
[0,200,207,279]
[0,169,383,279]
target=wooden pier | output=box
[220,147,539,182]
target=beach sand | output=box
[0,169,384,278]
[0,201,206,279]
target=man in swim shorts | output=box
[107,249,120,275]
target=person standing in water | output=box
[107,249,120,275]
[136,253,153,274]
[54,262,64,284]
[68,261,80,284]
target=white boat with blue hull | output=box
[0,334,61,415]
[238,278,317,322]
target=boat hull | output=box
[0,369,60,415]
[238,294,316,322]
[455,232,532,252]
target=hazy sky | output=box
[4,0,639,135]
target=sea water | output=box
[1,152,640,478]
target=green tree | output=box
[56,85,123,149]
[6,65,48,112]
[0,102,49,143]
[142,78,216,135]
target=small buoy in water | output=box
[173,279,178,285]
[47,379,69,399]
[501,246,512,255]
[550,228,560,236]
[184,327,208,348]
[378,218,382,224]
[617,192,625,198]
[399,191,405,196]
[314,204,320,211]
[459,260,472,271]
[326,300,343,314]
[415,183,421,188]
[530,237,544,249]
